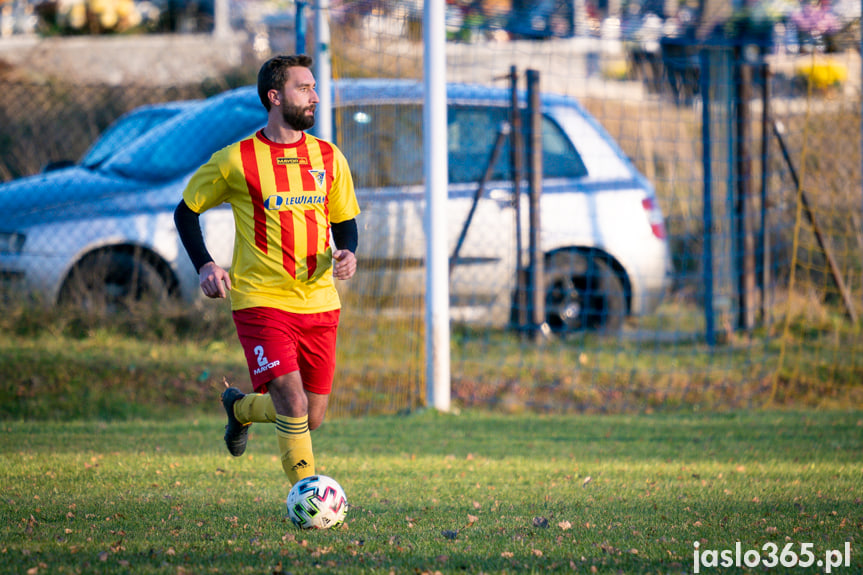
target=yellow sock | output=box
[276,415,315,485]
[234,393,276,424]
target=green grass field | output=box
[2,410,861,574]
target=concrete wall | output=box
[0,32,249,85]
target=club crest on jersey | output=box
[309,169,326,189]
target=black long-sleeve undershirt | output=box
[173,200,213,273]
[331,218,358,254]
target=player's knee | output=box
[269,375,308,416]
[308,413,325,431]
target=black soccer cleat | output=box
[221,387,250,456]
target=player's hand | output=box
[198,261,231,298]
[332,249,357,280]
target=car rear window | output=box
[336,103,587,188]
[102,99,266,182]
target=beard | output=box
[282,102,316,131]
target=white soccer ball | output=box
[286,475,348,529]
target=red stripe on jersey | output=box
[305,209,318,277]
[316,139,335,188]
[316,139,334,250]
[280,211,296,278]
[240,138,267,253]
[270,146,291,192]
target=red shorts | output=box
[232,307,340,395]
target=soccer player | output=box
[173,54,360,487]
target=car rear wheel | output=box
[544,251,626,334]
[59,249,171,312]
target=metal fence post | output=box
[701,48,716,346]
[526,69,545,341]
[759,52,771,326]
[510,66,527,332]
[734,44,755,332]
[423,0,451,412]
[295,1,307,54]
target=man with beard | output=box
[173,54,360,489]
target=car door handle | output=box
[488,188,513,208]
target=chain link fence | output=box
[1,0,862,415]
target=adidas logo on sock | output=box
[292,459,309,471]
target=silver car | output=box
[0,79,670,333]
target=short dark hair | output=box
[257,54,314,110]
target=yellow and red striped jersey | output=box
[183,130,360,313]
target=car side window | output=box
[337,102,588,188]
[337,104,423,188]
[447,105,587,183]
[447,107,508,184]
[539,115,587,179]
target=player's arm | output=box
[331,218,358,281]
[173,200,232,298]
